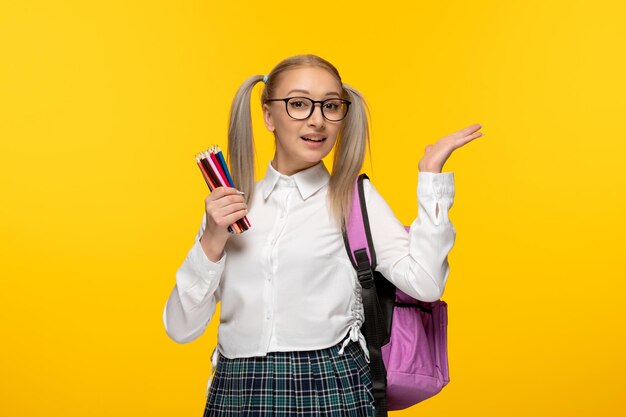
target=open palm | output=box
[418,123,484,173]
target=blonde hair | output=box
[227,54,371,231]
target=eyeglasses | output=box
[265,96,351,121]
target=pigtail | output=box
[328,83,372,231]
[227,75,265,205]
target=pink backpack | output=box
[343,174,450,417]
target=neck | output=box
[271,157,320,176]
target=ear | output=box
[262,103,275,132]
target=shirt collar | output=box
[262,160,330,201]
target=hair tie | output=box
[262,74,269,83]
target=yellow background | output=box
[1,0,624,415]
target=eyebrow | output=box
[286,89,341,97]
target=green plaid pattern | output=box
[203,340,375,416]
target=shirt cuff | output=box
[417,171,455,199]
[417,171,455,226]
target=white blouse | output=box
[163,160,456,363]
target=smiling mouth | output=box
[301,136,326,142]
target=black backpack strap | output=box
[343,174,389,417]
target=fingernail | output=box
[236,190,245,195]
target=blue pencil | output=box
[215,145,235,187]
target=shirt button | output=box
[266,312,272,319]
[280,212,285,218]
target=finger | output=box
[207,188,245,204]
[210,204,247,227]
[222,208,248,226]
[220,194,246,205]
[456,131,484,148]
[218,202,247,215]
[456,123,482,136]
[209,195,246,211]
[207,186,243,199]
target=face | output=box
[262,66,344,176]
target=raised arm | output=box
[365,171,456,302]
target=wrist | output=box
[418,160,442,173]
[199,233,228,262]
[419,166,442,174]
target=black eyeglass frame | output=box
[265,96,352,121]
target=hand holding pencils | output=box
[195,145,251,234]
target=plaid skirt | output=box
[203,339,375,417]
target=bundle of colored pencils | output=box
[195,145,251,234]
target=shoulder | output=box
[359,176,393,216]
[360,175,387,199]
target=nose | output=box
[307,103,325,126]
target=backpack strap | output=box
[343,173,389,417]
[344,173,377,270]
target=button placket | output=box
[263,186,292,348]
[271,189,291,248]
[263,181,295,351]
[261,189,280,350]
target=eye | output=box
[324,100,341,112]
[288,98,311,109]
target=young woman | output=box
[163,54,483,417]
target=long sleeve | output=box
[365,171,456,302]
[163,214,227,343]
